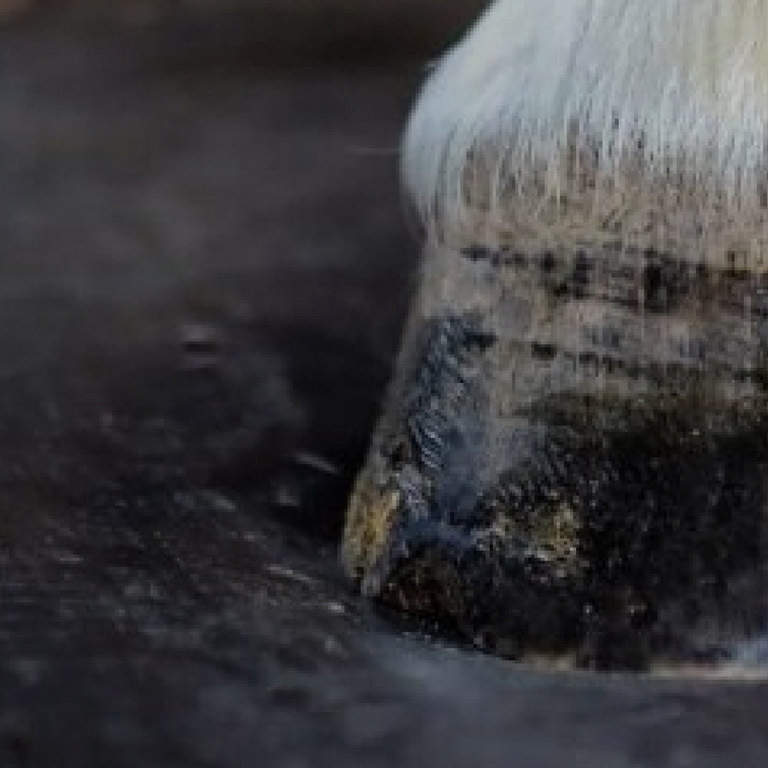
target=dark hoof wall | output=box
[343,244,768,672]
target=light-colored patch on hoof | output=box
[341,466,400,585]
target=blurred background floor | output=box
[0,4,767,768]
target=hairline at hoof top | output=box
[342,0,768,672]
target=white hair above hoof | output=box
[403,0,768,248]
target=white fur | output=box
[403,0,768,239]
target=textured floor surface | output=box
[1,13,767,768]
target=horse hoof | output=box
[342,0,768,671]
[343,236,768,670]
